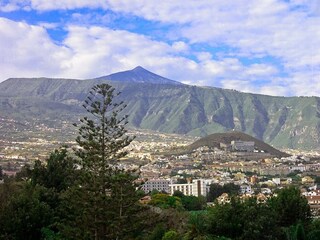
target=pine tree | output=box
[31,147,77,192]
[74,83,133,172]
[61,84,140,240]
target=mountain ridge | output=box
[0,67,319,150]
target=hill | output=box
[0,67,319,150]
[187,131,289,157]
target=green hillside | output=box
[0,76,319,150]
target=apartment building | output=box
[169,179,212,197]
[141,179,170,193]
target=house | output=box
[306,195,320,216]
[306,195,320,205]
[217,193,230,204]
[234,172,246,181]
[261,188,272,195]
[256,193,267,203]
[139,195,152,204]
[220,143,232,151]
[240,185,253,195]
[272,178,281,185]
[249,175,259,184]
[302,176,314,185]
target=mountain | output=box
[95,66,182,85]
[0,67,319,150]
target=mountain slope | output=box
[0,67,319,150]
[95,66,182,85]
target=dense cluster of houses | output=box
[140,177,320,215]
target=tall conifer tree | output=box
[62,84,139,240]
[74,83,133,170]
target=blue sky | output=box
[0,0,320,96]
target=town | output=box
[1,124,320,217]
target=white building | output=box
[169,179,213,197]
[240,185,253,195]
[231,140,255,152]
[289,165,308,172]
[272,178,281,185]
[141,179,170,193]
[261,188,272,194]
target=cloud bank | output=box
[0,0,319,96]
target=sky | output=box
[0,0,320,96]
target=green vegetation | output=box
[207,183,240,202]
[61,84,140,239]
[150,193,183,210]
[0,156,316,239]
[0,83,318,239]
[0,84,143,239]
[1,75,320,150]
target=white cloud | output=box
[61,25,178,78]
[0,19,215,83]
[0,0,31,12]
[0,3,19,12]
[220,78,290,96]
[37,22,60,29]
[0,18,71,80]
[30,0,107,11]
[0,18,284,96]
[171,41,189,53]
[101,0,320,96]
[1,0,320,96]
[196,52,212,62]
[286,70,320,96]
[244,64,278,77]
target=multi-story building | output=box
[169,179,212,197]
[141,179,170,193]
[231,140,255,152]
